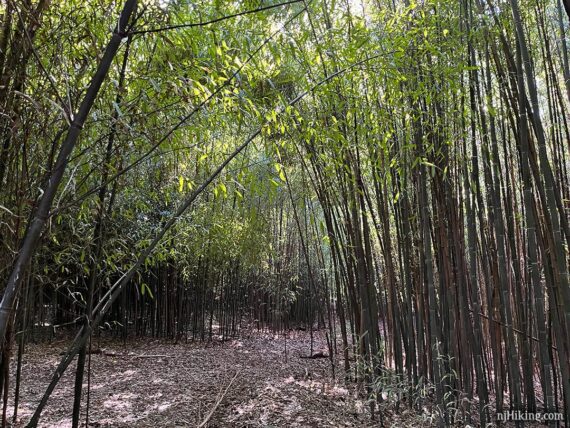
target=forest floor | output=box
[7,329,403,427]
[5,329,554,427]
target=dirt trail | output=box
[8,330,374,427]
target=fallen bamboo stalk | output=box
[198,372,238,428]
[128,354,172,358]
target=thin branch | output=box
[469,309,558,351]
[130,0,303,35]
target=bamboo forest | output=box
[0,0,569,426]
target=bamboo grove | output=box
[0,0,568,425]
